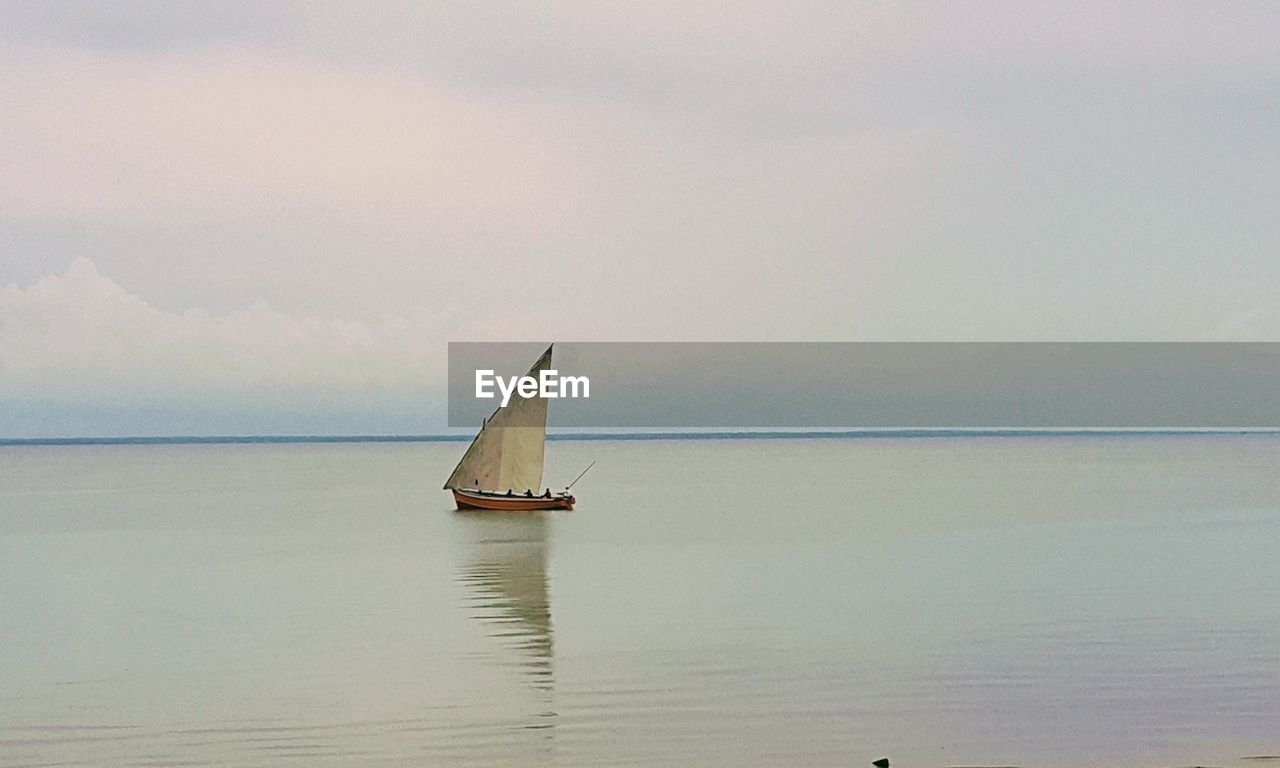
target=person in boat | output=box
[544,488,551,498]
[506,489,513,496]
[524,489,533,497]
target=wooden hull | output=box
[452,488,574,511]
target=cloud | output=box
[0,44,588,230]
[0,257,440,405]
[0,36,970,339]
[1,3,1279,349]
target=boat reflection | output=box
[455,511,556,731]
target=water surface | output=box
[2,437,1278,766]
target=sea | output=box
[1,435,1278,767]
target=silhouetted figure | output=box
[544,488,551,498]
[525,489,533,497]
[506,489,513,496]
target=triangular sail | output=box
[444,345,552,492]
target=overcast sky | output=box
[2,2,1279,435]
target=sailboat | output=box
[443,345,576,511]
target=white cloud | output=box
[0,257,441,404]
[1,2,1278,349]
[0,44,588,230]
[0,37,972,338]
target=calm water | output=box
[2,437,1279,767]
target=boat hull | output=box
[452,488,574,511]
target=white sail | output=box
[444,346,552,492]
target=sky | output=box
[2,2,1279,436]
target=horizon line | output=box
[4,428,1280,447]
